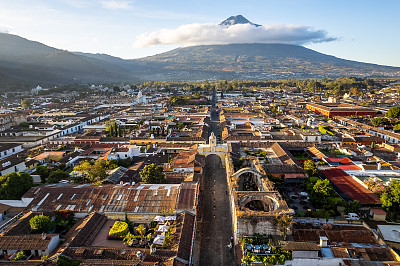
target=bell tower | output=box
[209,132,216,147]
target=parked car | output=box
[345,213,360,220]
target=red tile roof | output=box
[320,168,380,204]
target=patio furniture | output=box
[245,244,252,252]
[262,244,271,253]
[165,216,176,221]
[153,235,165,246]
[157,224,169,232]
[153,216,166,222]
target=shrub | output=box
[14,251,25,261]
[57,255,82,266]
[109,221,129,237]
[30,215,52,233]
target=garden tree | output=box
[139,163,166,184]
[325,197,345,209]
[386,106,400,118]
[73,160,107,182]
[47,170,70,184]
[105,120,121,137]
[371,117,390,126]
[303,160,318,176]
[0,172,33,200]
[381,181,400,222]
[136,224,146,240]
[36,165,49,183]
[106,159,118,169]
[371,142,376,149]
[21,99,31,108]
[14,251,25,261]
[393,124,400,132]
[117,158,131,168]
[29,215,52,233]
[275,213,293,240]
[313,179,333,198]
[56,255,81,266]
[345,200,361,213]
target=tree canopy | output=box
[73,160,107,183]
[371,117,390,126]
[386,106,400,118]
[30,215,52,233]
[0,172,33,200]
[36,165,49,183]
[312,179,333,198]
[139,163,166,184]
[47,170,70,184]
[381,180,400,222]
[303,160,318,176]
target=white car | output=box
[346,213,360,220]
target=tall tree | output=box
[386,106,400,119]
[139,164,166,184]
[381,180,400,222]
[0,172,33,200]
[36,165,49,183]
[303,160,318,176]
[47,170,70,184]
[73,160,107,182]
[275,213,293,240]
[313,179,333,199]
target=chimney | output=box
[377,163,381,170]
[319,236,328,247]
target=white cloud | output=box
[101,0,133,10]
[0,25,13,33]
[135,23,336,48]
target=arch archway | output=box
[232,168,265,191]
[205,153,223,165]
[240,195,279,212]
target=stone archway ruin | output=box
[232,167,265,191]
[239,194,280,212]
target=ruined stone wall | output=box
[225,151,239,243]
[236,216,280,237]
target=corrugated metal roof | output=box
[23,183,192,214]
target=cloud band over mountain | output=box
[135,23,336,48]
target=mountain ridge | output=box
[0,32,399,88]
[219,15,261,27]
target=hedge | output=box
[109,221,129,237]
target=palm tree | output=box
[275,213,293,241]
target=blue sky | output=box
[0,0,399,66]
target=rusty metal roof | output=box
[23,183,195,214]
